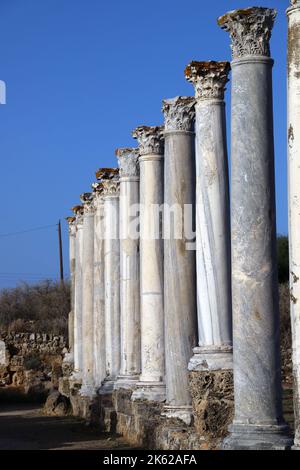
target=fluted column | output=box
[79,192,96,397]
[64,216,76,365]
[131,125,165,402]
[91,182,106,390]
[287,0,300,450]
[101,176,121,392]
[218,7,292,449]
[71,205,84,382]
[115,148,141,389]
[161,97,197,424]
[184,62,232,371]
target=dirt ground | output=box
[0,403,134,450]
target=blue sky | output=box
[0,0,288,288]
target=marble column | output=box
[115,148,141,389]
[184,62,232,372]
[101,176,121,392]
[79,192,96,397]
[218,7,292,449]
[131,125,165,402]
[287,0,300,450]
[161,97,197,424]
[64,216,76,364]
[71,205,84,382]
[91,182,106,390]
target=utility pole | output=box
[58,220,64,284]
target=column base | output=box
[188,345,233,371]
[79,382,96,398]
[131,381,166,402]
[162,405,193,426]
[222,423,293,450]
[98,378,116,394]
[115,374,139,390]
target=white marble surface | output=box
[80,202,96,397]
[132,126,165,401]
[116,149,141,388]
[93,192,106,389]
[287,2,300,449]
[103,181,121,390]
[73,214,84,381]
[162,97,197,418]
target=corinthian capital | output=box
[95,167,119,181]
[291,1,300,5]
[71,205,84,227]
[185,61,230,100]
[66,216,76,235]
[218,7,276,59]
[80,192,95,214]
[132,126,164,155]
[115,147,140,178]
[102,179,120,197]
[162,96,195,131]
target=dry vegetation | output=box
[0,280,70,336]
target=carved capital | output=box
[185,61,230,100]
[291,1,300,5]
[66,216,76,236]
[162,96,195,131]
[80,192,95,214]
[132,126,164,155]
[102,179,120,197]
[95,167,119,180]
[218,7,276,59]
[71,205,84,216]
[115,147,140,178]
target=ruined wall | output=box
[0,332,67,397]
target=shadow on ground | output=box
[0,403,134,450]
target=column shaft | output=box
[287,0,300,449]
[116,148,141,388]
[162,98,197,423]
[132,126,165,402]
[80,194,95,397]
[102,179,121,392]
[93,189,106,389]
[218,7,292,449]
[73,209,84,381]
[185,62,232,371]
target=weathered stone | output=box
[189,370,233,441]
[44,390,70,416]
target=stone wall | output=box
[0,332,67,398]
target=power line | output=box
[0,223,58,238]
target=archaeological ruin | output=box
[57,3,300,450]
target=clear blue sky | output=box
[0,0,288,288]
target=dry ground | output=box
[0,403,134,450]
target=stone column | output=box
[64,216,76,364]
[115,148,141,389]
[161,97,197,424]
[131,126,165,402]
[91,182,106,390]
[184,62,233,372]
[79,192,96,397]
[218,7,292,449]
[101,176,121,392]
[287,0,300,450]
[71,205,84,382]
